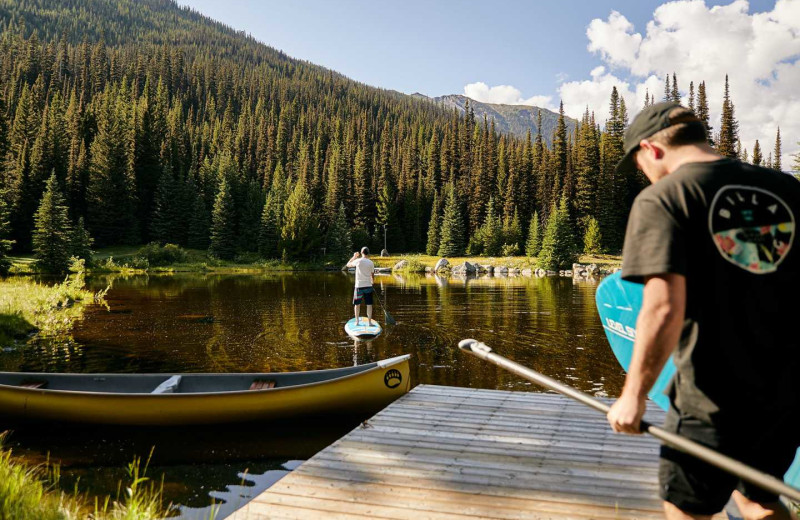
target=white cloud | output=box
[462,0,800,169]
[583,0,800,169]
[463,81,556,109]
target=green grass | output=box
[0,435,170,520]
[0,273,103,349]
[372,253,623,271]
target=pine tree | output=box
[425,190,441,256]
[583,216,602,255]
[752,140,762,166]
[33,173,73,273]
[525,211,542,258]
[696,81,713,146]
[70,216,94,263]
[258,192,280,258]
[688,81,695,112]
[717,75,739,159]
[239,180,264,252]
[0,194,14,276]
[774,127,782,172]
[793,140,800,174]
[150,167,180,245]
[671,73,679,102]
[188,193,210,250]
[470,196,502,256]
[326,203,352,261]
[502,208,522,255]
[282,181,320,260]
[537,195,578,270]
[663,74,671,102]
[209,177,237,260]
[437,183,465,257]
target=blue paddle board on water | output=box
[596,271,800,487]
[344,318,382,339]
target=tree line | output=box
[0,0,792,274]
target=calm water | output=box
[0,271,625,517]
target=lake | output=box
[0,271,625,518]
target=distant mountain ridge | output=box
[412,94,577,146]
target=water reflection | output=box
[1,271,625,516]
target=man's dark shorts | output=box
[353,286,373,306]
[659,404,796,514]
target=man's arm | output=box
[607,273,686,434]
[346,252,360,268]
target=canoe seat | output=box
[19,380,47,389]
[151,375,182,394]
[249,379,276,390]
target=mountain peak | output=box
[428,94,576,145]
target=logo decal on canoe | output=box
[709,185,794,274]
[384,369,402,389]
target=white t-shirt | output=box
[352,257,374,288]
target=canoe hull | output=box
[0,358,411,426]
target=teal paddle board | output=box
[596,271,800,488]
[344,318,382,339]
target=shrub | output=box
[135,243,187,266]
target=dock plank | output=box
[227,385,678,519]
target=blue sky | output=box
[175,1,798,167]
[175,0,775,97]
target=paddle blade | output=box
[384,310,397,326]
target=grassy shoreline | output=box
[0,273,104,349]
[372,253,622,271]
[10,245,623,276]
[0,435,170,520]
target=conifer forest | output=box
[0,0,787,272]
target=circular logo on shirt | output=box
[708,185,794,274]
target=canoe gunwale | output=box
[0,354,412,398]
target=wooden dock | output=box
[227,384,676,519]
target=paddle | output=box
[373,289,396,326]
[457,338,800,504]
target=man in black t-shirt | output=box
[606,102,798,519]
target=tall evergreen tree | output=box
[282,181,320,260]
[696,81,713,146]
[33,173,73,273]
[326,203,352,261]
[671,73,680,102]
[0,194,14,276]
[209,177,237,260]
[525,211,541,258]
[70,216,94,263]
[437,183,465,257]
[425,190,442,256]
[583,216,602,255]
[717,75,739,159]
[537,195,578,270]
[688,81,695,112]
[752,140,763,166]
[186,192,209,250]
[774,127,782,172]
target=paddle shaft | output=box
[372,287,396,325]
[458,339,800,503]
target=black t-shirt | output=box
[622,158,800,425]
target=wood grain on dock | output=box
[227,384,675,519]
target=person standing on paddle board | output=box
[606,102,799,520]
[346,247,375,326]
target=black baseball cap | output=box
[616,101,685,174]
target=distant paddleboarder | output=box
[607,102,799,519]
[346,247,375,326]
